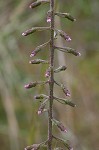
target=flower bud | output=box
[34,94,49,100]
[52,119,67,133]
[29,59,49,64]
[38,103,46,115]
[25,144,40,150]
[22,28,36,36]
[55,12,76,22]
[55,46,81,56]
[47,11,51,23]
[59,30,71,42]
[57,123,67,132]
[62,86,71,97]
[29,1,41,9]
[54,66,67,73]
[30,51,36,57]
[24,82,37,89]
[45,69,50,78]
[29,0,50,9]
[30,40,50,57]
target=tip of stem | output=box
[38,111,41,115]
[22,32,26,36]
[30,54,35,57]
[78,52,81,56]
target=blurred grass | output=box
[0,0,99,150]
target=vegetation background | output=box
[0,0,99,150]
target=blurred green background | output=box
[0,0,99,150]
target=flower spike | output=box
[22,1,81,150]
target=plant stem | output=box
[48,0,54,150]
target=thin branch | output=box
[53,135,73,150]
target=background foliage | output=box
[0,0,99,150]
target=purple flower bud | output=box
[52,119,67,133]
[29,2,41,9]
[66,36,71,42]
[30,51,36,57]
[37,101,47,115]
[57,122,67,133]
[37,110,42,115]
[61,33,71,42]
[22,28,36,36]
[58,30,71,42]
[47,17,51,23]
[45,69,50,78]
[24,82,37,89]
[47,12,51,23]
[63,89,71,97]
